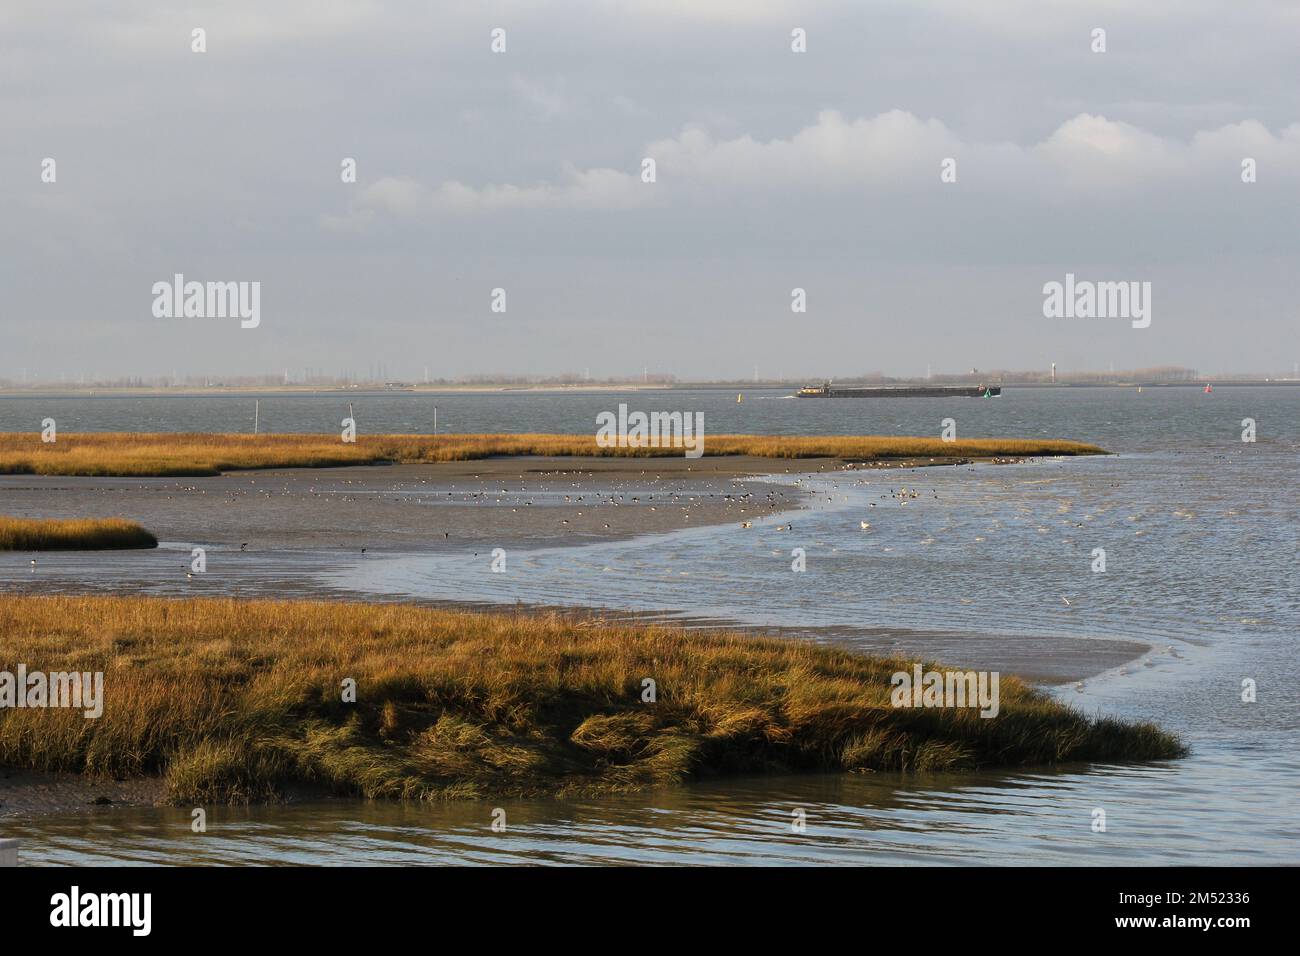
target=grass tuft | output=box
[0,516,158,551]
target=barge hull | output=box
[797,386,1001,398]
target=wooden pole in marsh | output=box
[254,399,259,435]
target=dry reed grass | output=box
[0,432,1107,477]
[0,595,1183,803]
[0,516,157,551]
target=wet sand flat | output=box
[745,622,1147,686]
[0,769,164,817]
[0,457,815,552]
[0,454,1015,551]
[0,456,1150,686]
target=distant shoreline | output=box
[0,384,678,397]
[0,379,1297,397]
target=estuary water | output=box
[1,386,1297,865]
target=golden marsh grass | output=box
[0,516,158,551]
[0,432,1108,477]
[0,595,1184,803]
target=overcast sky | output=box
[3,0,1298,381]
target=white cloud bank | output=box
[326,109,1300,229]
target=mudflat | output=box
[0,457,820,552]
[0,455,1148,687]
[0,455,1157,816]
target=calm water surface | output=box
[1,387,1296,865]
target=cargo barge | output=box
[797,383,1001,398]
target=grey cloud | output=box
[2,1,1297,381]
